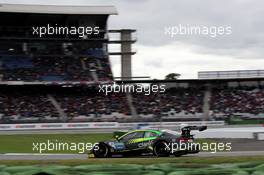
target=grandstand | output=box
[0,4,263,125]
[0,4,117,83]
[0,78,264,124]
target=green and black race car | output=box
[90,125,207,158]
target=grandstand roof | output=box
[117,77,264,84]
[0,3,118,15]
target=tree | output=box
[165,73,181,80]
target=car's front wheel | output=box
[153,141,170,157]
[92,143,111,158]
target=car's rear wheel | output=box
[93,143,111,158]
[153,141,170,157]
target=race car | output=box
[90,125,207,158]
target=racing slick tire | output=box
[92,143,111,158]
[153,141,170,157]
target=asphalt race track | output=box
[1,151,264,160]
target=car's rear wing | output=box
[182,125,207,132]
[181,125,207,138]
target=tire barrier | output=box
[0,162,263,175]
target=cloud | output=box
[132,42,264,79]
[1,0,263,78]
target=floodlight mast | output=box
[109,29,136,80]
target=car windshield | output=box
[120,131,144,141]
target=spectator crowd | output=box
[210,87,264,115]
[1,86,263,124]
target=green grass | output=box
[228,119,264,125]
[0,133,213,154]
[226,117,264,125]
[0,133,112,153]
[0,156,264,166]
[0,158,263,175]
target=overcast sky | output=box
[1,0,264,79]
